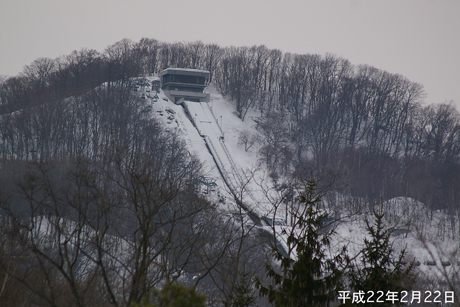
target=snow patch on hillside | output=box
[139,77,460,280]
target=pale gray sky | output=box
[1,0,459,107]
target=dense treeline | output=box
[0,83,158,161]
[0,38,221,114]
[0,39,269,306]
[0,37,459,306]
[1,37,459,208]
[212,46,460,211]
[0,92,268,305]
[0,147,268,306]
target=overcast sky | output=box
[1,0,459,107]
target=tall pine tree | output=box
[347,207,414,306]
[257,177,347,307]
[132,282,206,307]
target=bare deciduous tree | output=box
[237,130,259,152]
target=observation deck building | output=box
[160,68,210,103]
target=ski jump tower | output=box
[160,68,211,104]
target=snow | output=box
[140,77,460,281]
[145,81,271,219]
[183,99,267,217]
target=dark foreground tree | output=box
[257,176,347,307]
[0,141,236,307]
[223,270,257,307]
[347,206,415,306]
[132,282,206,307]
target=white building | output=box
[160,68,211,103]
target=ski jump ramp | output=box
[183,101,264,220]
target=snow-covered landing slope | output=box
[149,92,222,184]
[144,79,460,279]
[183,100,265,218]
[147,82,272,220]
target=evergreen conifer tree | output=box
[224,271,257,307]
[347,207,414,306]
[132,282,206,307]
[257,177,347,307]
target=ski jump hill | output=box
[182,100,266,224]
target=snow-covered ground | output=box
[145,81,273,218]
[139,78,460,281]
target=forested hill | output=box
[1,37,460,307]
[1,38,459,212]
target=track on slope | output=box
[182,100,266,224]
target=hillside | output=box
[143,76,460,288]
[1,38,460,306]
